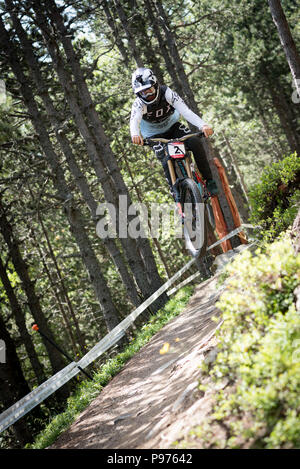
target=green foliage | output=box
[249,153,300,241]
[202,235,300,448]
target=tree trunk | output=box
[25,215,81,356]
[268,0,300,99]
[0,256,46,384]
[32,0,168,311]
[221,131,250,205]
[144,0,183,93]
[8,0,140,322]
[102,1,164,82]
[115,2,165,83]
[102,1,129,64]
[0,197,69,375]
[0,313,37,447]
[34,205,87,352]
[266,70,300,155]
[0,16,122,333]
[32,21,155,305]
[254,96,284,160]
[122,152,171,279]
[69,204,125,331]
[113,0,144,67]
[45,0,163,287]
[144,0,242,247]
[153,0,199,112]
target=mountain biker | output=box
[130,67,218,198]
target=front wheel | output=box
[180,178,208,258]
[206,200,216,230]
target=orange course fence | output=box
[211,158,248,252]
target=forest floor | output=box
[49,270,226,450]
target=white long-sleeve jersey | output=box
[130,85,207,138]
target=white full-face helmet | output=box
[132,67,159,104]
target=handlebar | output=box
[143,131,205,146]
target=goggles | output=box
[139,86,156,98]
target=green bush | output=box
[249,153,300,241]
[204,235,300,448]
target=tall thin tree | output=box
[268,0,300,100]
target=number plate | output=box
[167,142,185,158]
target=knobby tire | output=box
[181,178,208,258]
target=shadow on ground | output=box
[50,274,223,449]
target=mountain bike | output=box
[144,132,216,258]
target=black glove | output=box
[153,143,165,161]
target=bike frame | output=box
[143,132,216,259]
[144,132,208,206]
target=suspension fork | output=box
[168,157,193,219]
[167,159,183,217]
[184,154,193,179]
[167,159,177,186]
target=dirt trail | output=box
[50,274,224,449]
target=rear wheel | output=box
[181,178,208,258]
